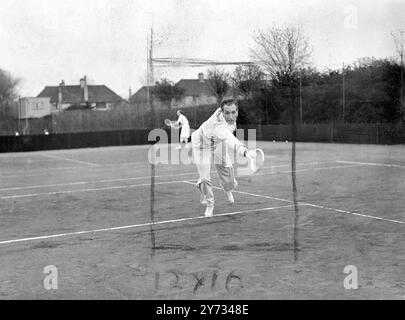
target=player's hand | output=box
[245,148,265,173]
[245,149,256,159]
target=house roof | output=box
[176,79,246,98]
[131,78,248,103]
[130,86,155,103]
[131,81,212,102]
[175,79,213,96]
[37,85,124,104]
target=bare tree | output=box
[206,68,230,106]
[231,64,264,99]
[251,26,312,261]
[251,26,311,84]
[391,30,405,119]
[0,68,20,108]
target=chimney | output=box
[80,76,88,102]
[198,73,204,83]
[58,80,64,105]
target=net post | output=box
[149,144,156,255]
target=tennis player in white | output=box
[174,110,190,149]
[191,98,258,217]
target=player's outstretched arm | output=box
[216,129,247,159]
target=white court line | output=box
[337,160,405,169]
[0,163,362,193]
[238,164,364,178]
[269,164,364,175]
[0,180,187,200]
[0,160,338,179]
[0,181,88,191]
[301,203,405,225]
[0,171,199,192]
[182,181,405,225]
[0,163,365,195]
[0,158,62,163]
[254,160,339,170]
[0,162,148,179]
[0,204,294,245]
[40,154,100,167]
[183,180,293,204]
[0,160,315,181]
[264,158,337,165]
[0,166,88,177]
[102,161,146,167]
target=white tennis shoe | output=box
[204,205,214,217]
[226,191,234,205]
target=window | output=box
[35,102,44,110]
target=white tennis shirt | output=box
[176,114,189,127]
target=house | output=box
[10,97,52,119]
[174,73,246,108]
[130,73,246,111]
[37,76,125,112]
[130,85,166,111]
[174,73,217,107]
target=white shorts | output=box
[180,123,190,140]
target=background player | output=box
[174,110,190,149]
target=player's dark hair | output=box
[220,98,238,110]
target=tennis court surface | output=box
[0,142,404,299]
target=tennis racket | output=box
[164,119,180,129]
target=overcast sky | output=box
[0,0,404,98]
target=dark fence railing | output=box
[0,129,166,153]
[0,105,218,136]
[240,123,405,144]
[1,123,404,153]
